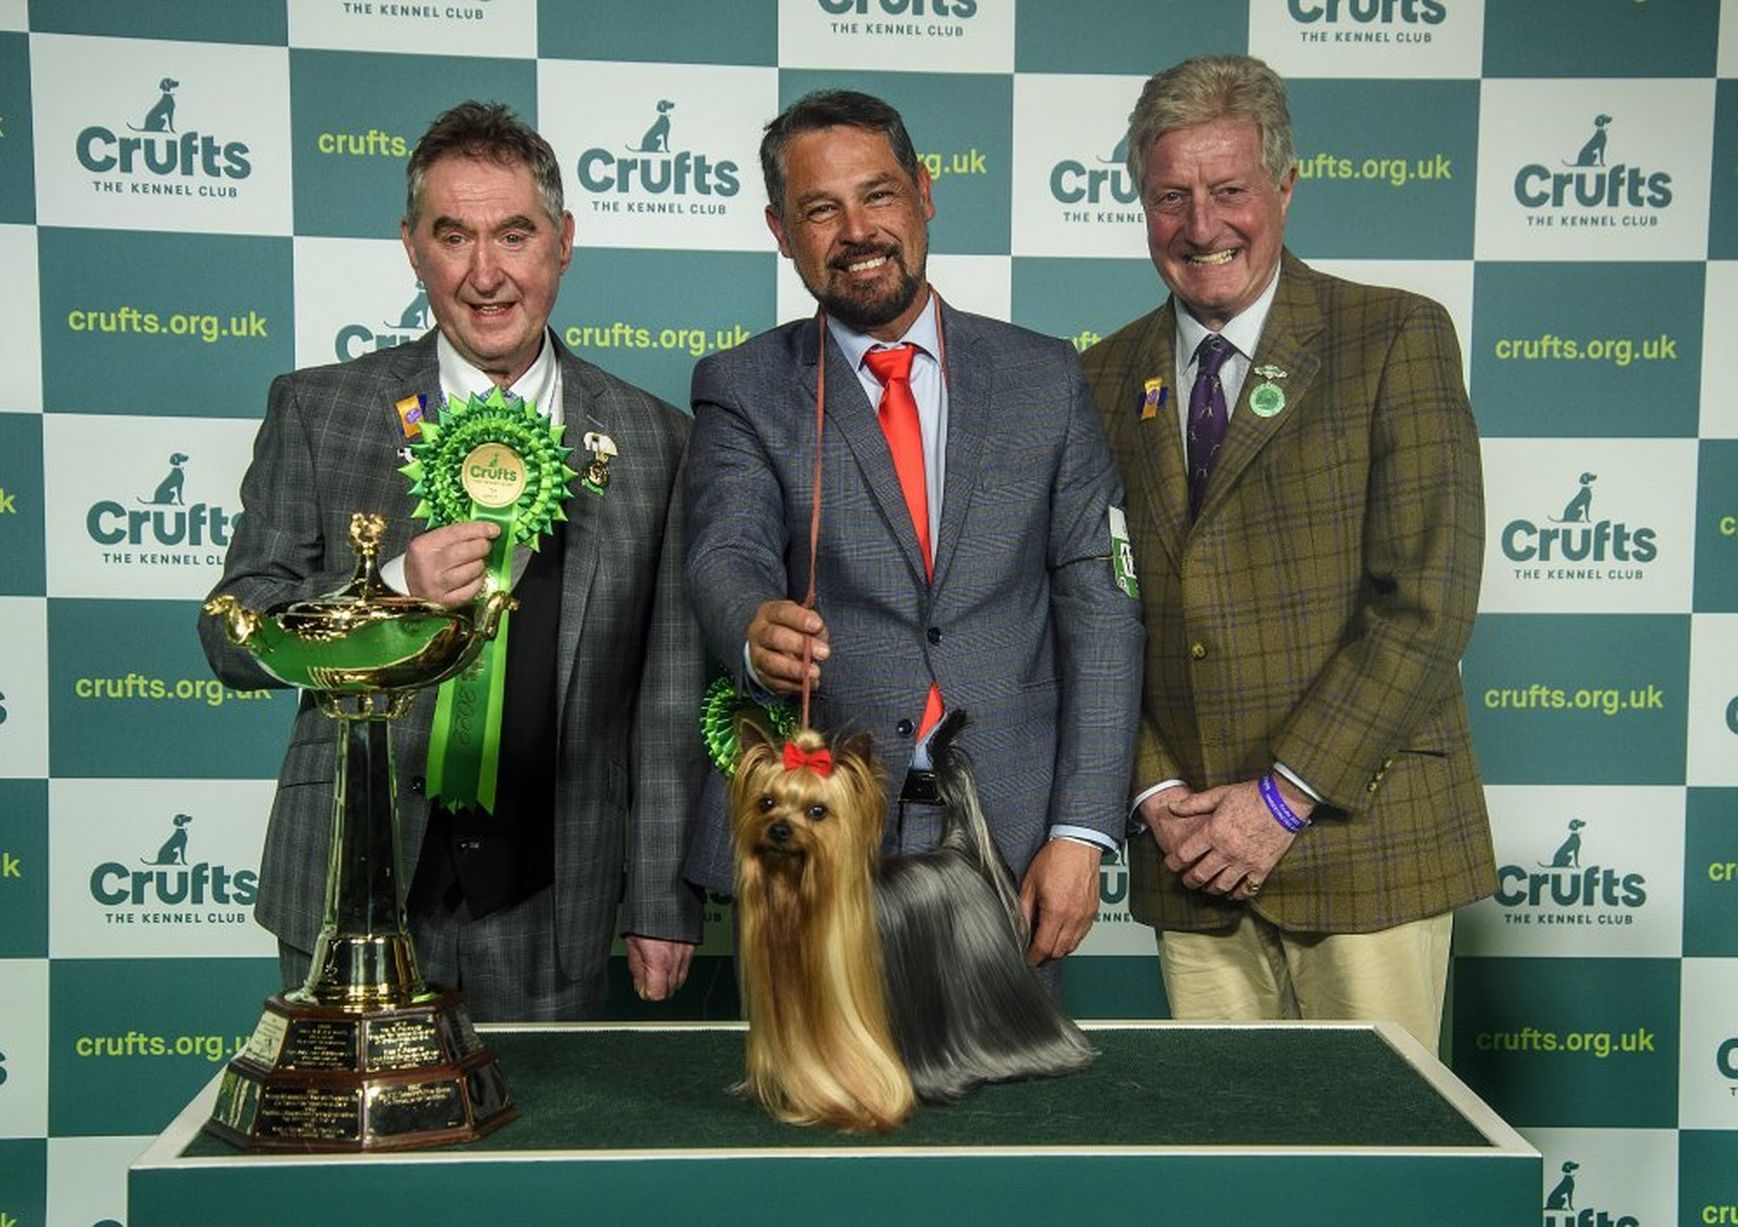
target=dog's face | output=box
[731,725,882,884]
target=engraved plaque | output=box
[212,1071,260,1135]
[255,1085,363,1143]
[438,1009,484,1059]
[366,1016,444,1072]
[367,1079,466,1136]
[467,1064,509,1121]
[280,1018,360,1071]
[241,1012,288,1067]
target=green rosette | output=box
[700,674,796,775]
[400,386,577,813]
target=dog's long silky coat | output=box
[730,717,1094,1133]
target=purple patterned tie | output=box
[1187,334,1233,519]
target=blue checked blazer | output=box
[199,329,706,1004]
[1083,252,1497,934]
[681,299,1144,894]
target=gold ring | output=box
[1245,877,1263,896]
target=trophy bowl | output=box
[200,513,519,1152]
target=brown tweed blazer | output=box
[1083,251,1496,934]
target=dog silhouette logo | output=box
[142,813,193,866]
[139,452,190,506]
[1539,819,1586,869]
[1552,472,1596,524]
[391,286,431,332]
[1544,1159,1580,1210]
[1098,130,1130,166]
[130,77,181,134]
[630,100,676,153]
[1566,114,1612,168]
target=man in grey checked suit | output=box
[200,102,705,1020]
[682,90,1143,970]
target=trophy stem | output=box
[295,709,430,1011]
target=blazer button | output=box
[410,775,425,795]
[1189,642,1208,660]
[896,719,915,737]
[927,626,942,645]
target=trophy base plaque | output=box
[204,990,517,1152]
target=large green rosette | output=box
[400,387,577,813]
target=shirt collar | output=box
[434,328,563,424]
[827,288,942,372]
[1174,263,1282,365]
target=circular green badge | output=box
[1250,382,1286,418]
[401,387,576,543]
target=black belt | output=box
[899,769,941,805]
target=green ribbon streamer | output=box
[403,388,576,814]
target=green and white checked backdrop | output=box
[0,1,1734,1222]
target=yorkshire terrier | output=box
[730,714,1095,1133]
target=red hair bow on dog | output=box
[783,742,833,777]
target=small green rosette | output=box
[401,387,577,813]
[700,675,796,775]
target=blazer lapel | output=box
[1196,253,1325,525]
[553,344,604,722]
[932,300,985,591]
[1129,302,1191,568]
[807,316,933,586]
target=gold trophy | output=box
[201,512,518,1151]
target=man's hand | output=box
[745,599,829,694]
[1166,778,1312,901]
[624,935,695,1002]
[404,521,500,606]
[1018,838,1102,966]
[1137,783,1204,859]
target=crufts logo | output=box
[576,98,741,202]
[1543,1157,1639,1227]
[1050,131,1139,212]
[335,284,431,361]
[819,0,978,15]
[1496,817,1646,915]
[1514,112,1671,212]
[1287,0,1445,24]
[75,75,252,187]
[1501,471,1657,572]
[85,450,238,556]
[88,810,258,911]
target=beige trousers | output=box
[1156,911,1454,1054]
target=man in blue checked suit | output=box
[682,90,1144,971]
[200,102,706,1020]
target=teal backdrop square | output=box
[48,957,279,1136]
[47,598,296,780]
[289,50,538,240]
[0,34,36,225]
[1012,256,1164,353]
[1482,0,1719,78]
[0,414,46,596]
[0,780,49,959]
[1469,262,1704,438]
[555,249,776,412]
[26,0,288,45]
[1463,613,1691,786]
[1014,0,1245,75]
[1286,79,1478,260]
[1451,955,1681,1128]
[1695,441,1738,612]
[1683,788,1738,959]
[1679,1130,1738,1220]
[538,0,776,66]
[779,68,1013,257]
[1711,81,1738,262]
[0,1141,46,1227]
[38,229,294,420]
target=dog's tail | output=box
[929,711,1026,941]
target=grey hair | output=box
[404,100,564,229]
[1124,55,1296,186]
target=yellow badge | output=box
[394,393,426,440]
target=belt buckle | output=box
[901,769,940,805]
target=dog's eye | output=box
[806,804,828,821]
[757,796,774,812]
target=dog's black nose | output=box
[768,821,792,844]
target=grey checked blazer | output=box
[200,330,706,1006]
[681,300,1144,894]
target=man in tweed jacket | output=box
[683,91,1143,970]
[200,103,705,1020]
[1083,57,1495,1049]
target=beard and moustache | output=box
[805,239,926,332]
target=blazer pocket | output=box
[277,736,335,788]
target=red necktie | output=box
[863,344,943,739]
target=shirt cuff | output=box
[1047,824,1117,854]
[1272,762,1323,803]
[381,553,409,595]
